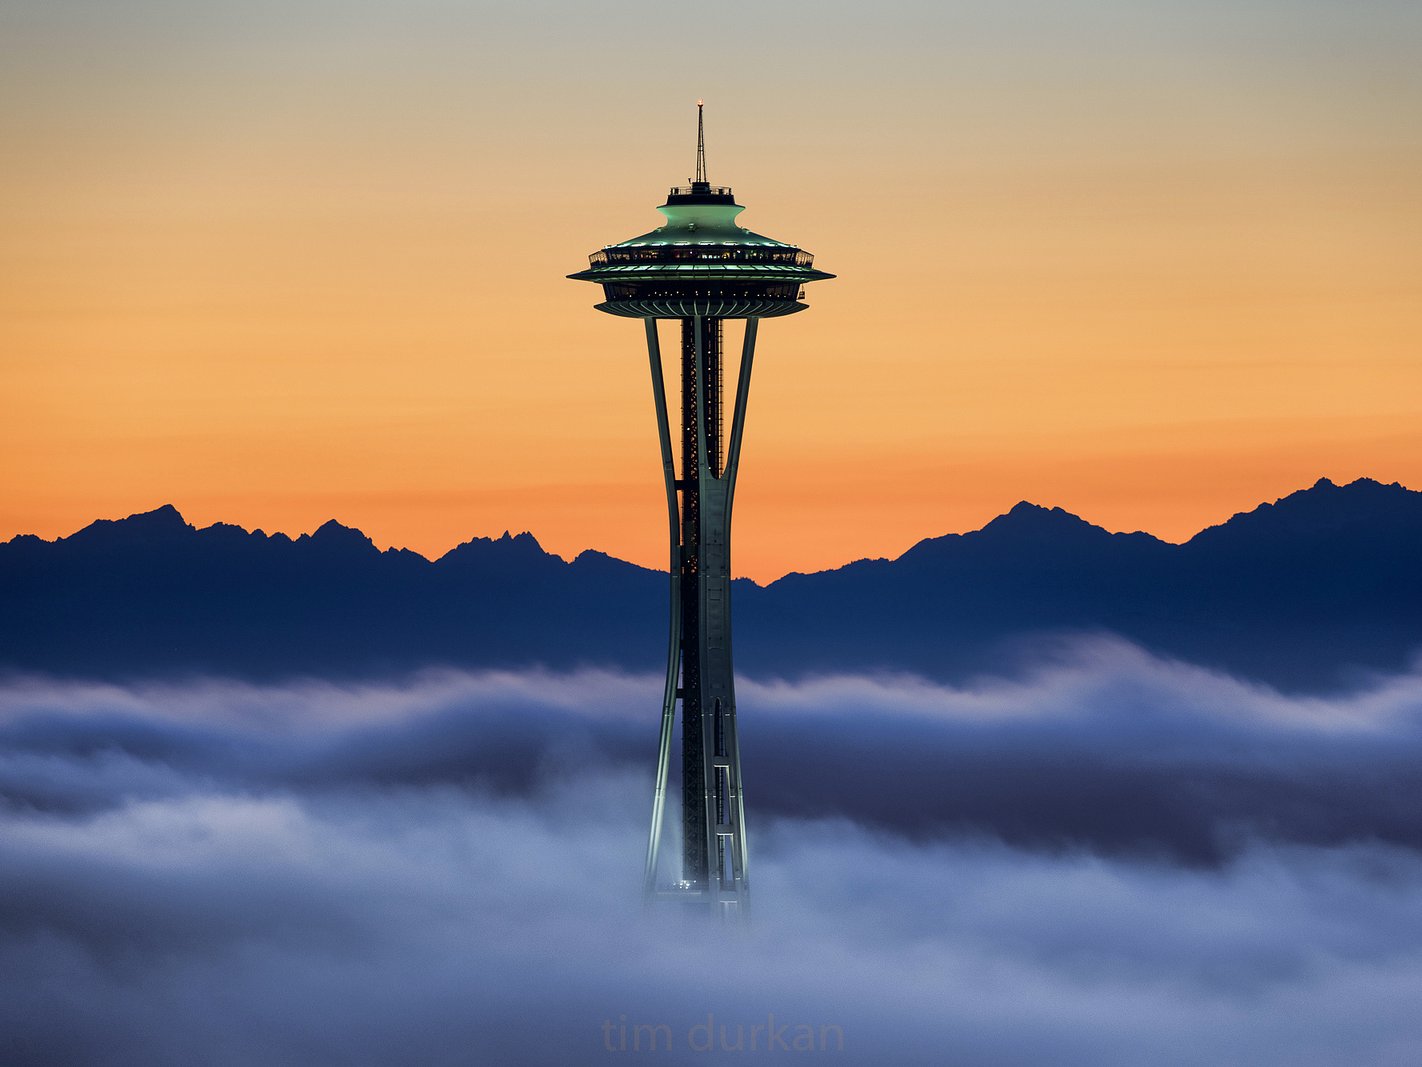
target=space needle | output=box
[569,104,832,916]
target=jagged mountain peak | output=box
[67,503,193,547]
[984,501,1099,535]
[302,519,377,552]
[436,529,552,566]
[1188,477,1421,547]
[897,499,1162,567]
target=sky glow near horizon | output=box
[3,0,1421,579]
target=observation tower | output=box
[569,104,832,916]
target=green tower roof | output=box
[568,106,833,318]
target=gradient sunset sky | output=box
[4,0,1420,581]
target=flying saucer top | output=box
[567,105,833,314]
[568,182,832,285]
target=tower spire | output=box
[694,100,707,185]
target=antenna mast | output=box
[694,100,707,184]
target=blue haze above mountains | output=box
[3,477,1419,691]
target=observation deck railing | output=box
[667,185,734,197]
[587,247,815,268]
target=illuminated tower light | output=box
[569,104,833,917]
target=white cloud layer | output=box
[3,641,1422,1064]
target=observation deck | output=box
[568,180,833,319]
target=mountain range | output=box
[3,477,1420,691]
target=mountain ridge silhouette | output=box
[4,477,1419,690]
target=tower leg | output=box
[724,317,757,896]
[642,319,680,903]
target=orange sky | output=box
[3,1,1420,581]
